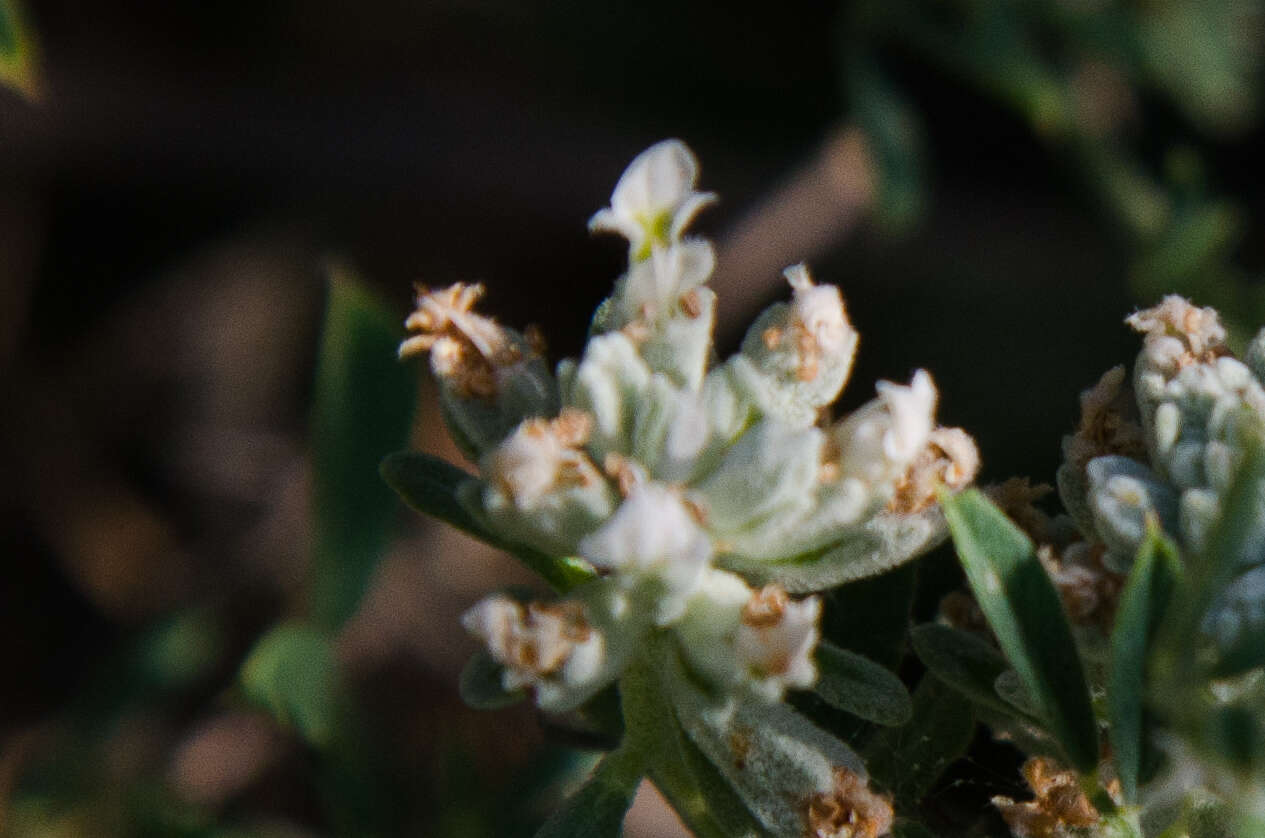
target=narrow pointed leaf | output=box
[1109,527,1179,803]
[942,489,1099,772]
[535,748,644,838]
[911,623,1037,724]
[311,268,417,628]
[458,650,525,710]
[381,450,596,593]
[813,642,912,726]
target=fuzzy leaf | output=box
[864,674,975,806]
[380,450,596,593]
[720,507,947,594]
[1109,527,1179,803]
[942,489,1099,772]
[910,623,1036,723]
[311,269,417,628]
[239,623,339,748]
[458,650,525,710]
[622,656,766,838]
[813,642,912,727]
[535,748,643,838]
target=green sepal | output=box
[942,488,1100,773]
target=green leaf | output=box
[380,450,597,593]
[942,489,1099,772]
[239,623,339,748]
[813,642,912,727]
[458,650,525,710]
[1109,527,1179,803]
[311,267,417,628]
[622,656,766,838]
[910,623,1036,724]
[848,55,926,232]
[0,0,37,97]
[864,674,975,807]
[534,748,643,838]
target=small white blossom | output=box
[461,595,606,708]
[589,139,717,259]
[736,584,821,700]
[482,410,599,510]
[611,238,716,329]
[833,369,938,486]
[578,483,712,625]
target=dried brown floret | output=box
[1061,366,1147,473]
[992,757,1099,838]
[988,477,1055,543]
[741,584,790,628]
[887,426,980,514]
[806,767,894,838]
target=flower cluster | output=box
[399,140,979,835]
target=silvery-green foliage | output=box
[392,139,981,836]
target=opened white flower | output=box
[611,238,716,329]
[578,483,712,625]
[736,584,821,700]
[462,595,606,710]
[833,369,937,486]
[589,139,717,259]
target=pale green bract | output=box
[395,139,978,837]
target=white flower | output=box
[482,410,601,510]
[611,238,716,328]
[462,595,606,703]
[736,584,821,700]
[786,264,853,362]
[832,370,937,487]
[578,483,712,624]
[589,139,717,259]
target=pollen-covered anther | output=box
[400,282,523,399]
[680,288,704,319]
[992,757,1099,838]
[806,767,894,838]
[887,427,981,514]
[551,408,593,448]
[742,584,790,628]
[602,452,643,497]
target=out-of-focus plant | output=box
[843,0,1265,337]
[924,297,1265,836]
[385,139,983,836]
[0,0,37,97]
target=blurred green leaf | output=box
[864,674,975,807]
[911,623,1036,724]
[311,267,417,628]
[0,0,36,97]
[534,748,643,838]
[1109,526,1179,803]
[813,642,912,727]
[459,650,526,710]
[380,450,597,593]
[239,623,339,748]
[848,57,925,232]
[942,489,1099,772]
